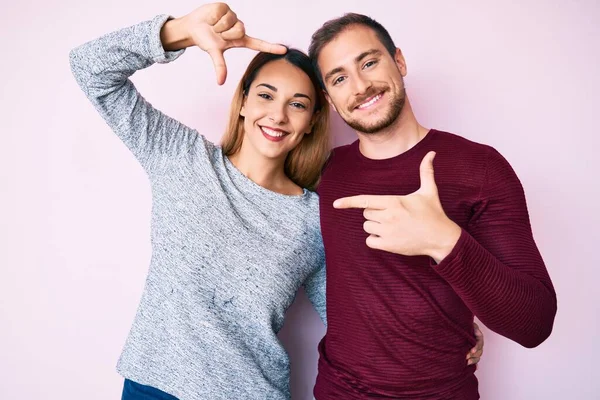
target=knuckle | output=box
[210,4,230,23]
[357,196,368,209]
[215,2,229,12]
[234,22,245,36]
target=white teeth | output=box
[262,127,286,137]
[358,94,382,109]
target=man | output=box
[308,13,557,399]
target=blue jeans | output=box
[121,379,179,400]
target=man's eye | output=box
[333,76,346,85]
[364,60,378,69]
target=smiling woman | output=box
[69,3,330,399]
[222,50,329,193]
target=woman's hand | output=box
[160,3,287,85]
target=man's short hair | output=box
[308,13,397,88]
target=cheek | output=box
[244,97,268,116]
[291,113,313,133]
[329,92,348,112]
[242,103,265,127]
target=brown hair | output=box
[308,13,397,88]
[221,49,330,191]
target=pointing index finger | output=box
[242,35,287,54]
[333,195,393,210]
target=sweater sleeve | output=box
[434,147,557,348]
[303,253,327,327]
[69,14,201,173]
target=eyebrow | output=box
[256,83,311,100]
[323,49,383,82]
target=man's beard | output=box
[342,87,406,134]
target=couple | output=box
[70,2,557,399]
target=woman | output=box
[70,3,483,399]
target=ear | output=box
[240,94,248,117]
[394,48,407,77]
[324,90,338,114]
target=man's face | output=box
[318,25,407,134]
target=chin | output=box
[257,147,288,161]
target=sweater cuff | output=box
[149,14,186,63]
[431,229,480,285]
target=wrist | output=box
[160,17,194,51]
[428,220,462,264]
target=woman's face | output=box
[240,59,317,162]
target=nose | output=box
[351,73,373,96]
[268,102,289,125]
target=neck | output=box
[227,143,295,194]
[356,97,429,160]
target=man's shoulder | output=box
[432,129,494,154]
[432,129,521,186]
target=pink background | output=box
[1,0,598,398]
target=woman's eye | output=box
[291,102,307,109]
[258,93,272,100]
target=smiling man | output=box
[308,13,557,400]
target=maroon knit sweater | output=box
[314,129,557,399]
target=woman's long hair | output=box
[221,49,330,191]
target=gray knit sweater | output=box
[70,14,326,400]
